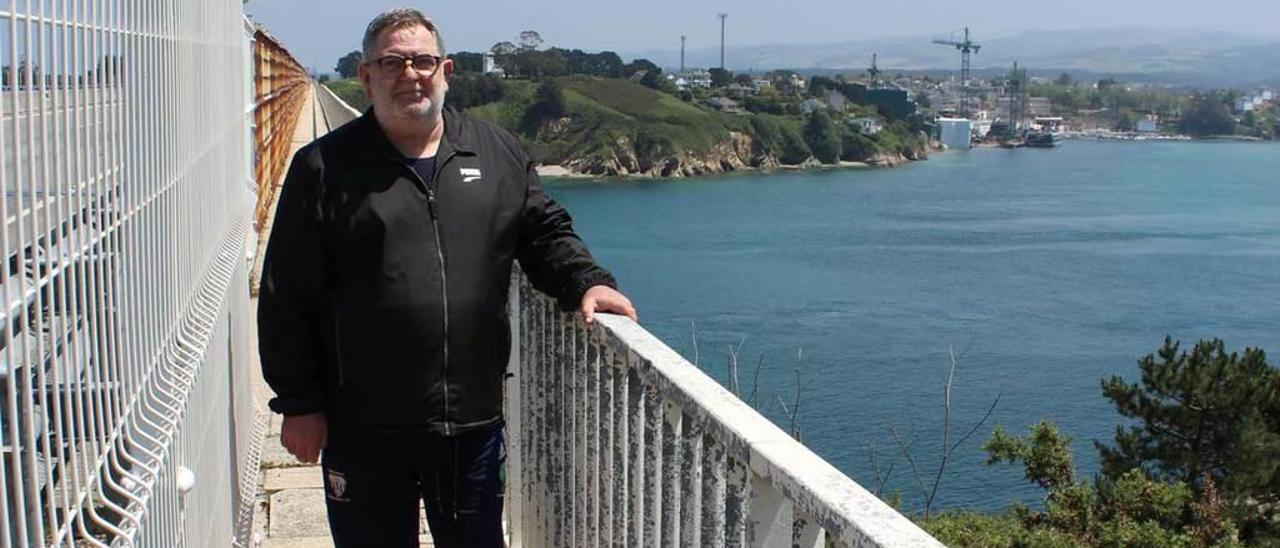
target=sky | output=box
[243,0,1280,73]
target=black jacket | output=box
[258,107,616,436]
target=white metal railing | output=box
[0,1,256,546]
[506,276,945,547]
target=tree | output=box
[1179,93,1236,136]
[802,110,841,164]
[734,73,754,87]
[975,421,1232,547]
[1055,72,1073,86]
[807,75,839,98]
[515,49,568,79]
[450,51,484,73]
[518,30,544,51]
[623,58,659,76]
[1098,338,1280,537]
[335,50,362,79]
[639,70,668,91]
[446,74,505,109]
[490,41,517,75]
[522,79,566,135]
[708,67,733,88]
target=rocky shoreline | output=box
[534,131,935,179]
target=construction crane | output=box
[1004,61,1028,133]
[933,27,981,118]
[867,53,881,89]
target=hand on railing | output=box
[579,284,637,324]
[281,412,328,463]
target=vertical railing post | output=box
[794,512,826,548]
[598,339,615,545]
[627,366,645,546]
[725,456,752,547]
[573,320,588,547]
[585,325,601,547]
[747,475,794,548]
[680,418,704,547]
[702,437,728,546]
[660,402,683,546]
[504,277,523,548]
[642,385,662,548]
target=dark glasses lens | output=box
[375,55,439,74]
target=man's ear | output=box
[441,58,454,80]
[358,62,372,98]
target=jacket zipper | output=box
[405,153,456,435]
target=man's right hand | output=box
[280,412,328,463]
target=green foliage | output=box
[445,74,505,110]
[802,110,841,164]
[930,338,1277,547]
[750,114,810,164]
[985,421,1076,490]
[468,76,734,168]
[1098,337,1280,537]
[334,50,362,79]
[521,79,566,135]
[323,78,370,112]
[744,95,787,115]
[708,68,733,88]
[556,48,625,78]
[623,58,659,76]
[840,129,877,161]
[954,423,1235,547]
[449,52,484,73]
[919,511,1033,547]
[1179,93,1237,136]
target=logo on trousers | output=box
[326,469,349,502]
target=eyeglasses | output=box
[368,54,443,76]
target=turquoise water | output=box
[546,140,1280,513]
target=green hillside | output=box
[323,75,930,175]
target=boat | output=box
[1024,130,1057,148]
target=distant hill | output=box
[626,27,1280,88]
[462,77,929,176]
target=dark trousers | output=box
[321,422,506,548]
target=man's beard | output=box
[405,87,446,122]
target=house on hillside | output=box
[704,96,741,113]
[848,117,882,135]
[822,90,848,112]
[799,98,828,114]
[726,83,754,99]
[1137,115,1159,133]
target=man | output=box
[257,8,636,547]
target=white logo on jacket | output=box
[460,168,482,182]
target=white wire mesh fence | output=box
[0,0,256,545]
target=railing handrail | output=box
[510,274,943,547]
[589,313,944,547]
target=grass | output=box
[323,78,370,112]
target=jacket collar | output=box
[355,105,474,162]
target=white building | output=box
[1137,115,1159,133]
[482,52,505,77]
[937,117,972,150]
[848,117,882,135]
